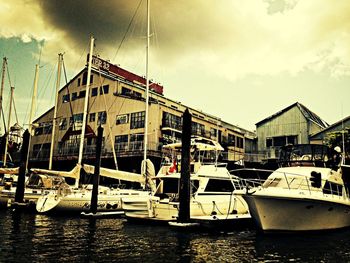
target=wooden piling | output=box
[90,125,103,214]
[14,129,30,204]
[178,109,192,223]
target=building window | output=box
[267,135,298,148]
[72,92,78,101]
[115,135,128,152]
[130,133,144,150]
[287,135,297,145]
[34,127,43,136]
[236,137,243,149]
[121,87,131,95]
[62,94,70,103]
[36,123,52,135]
[274,136,287,147]
[210,128,217,138]
[82,72,87,85]
[79,90,86,99]
[100,85,109,95]
[116,114,129,125]
[82,72,94,85]
[59,118,67,130]
[91,87,98,97]
[98,111,107,125]
[133,91,142,98]
[191,122,205,136]
[115,135,128,144]
[78,78,81,86]
[89,113,96,122]
[228,134,235,146]
[130,111,145,129]
[70,113,84,129]
[162,112,182,130]
[266,138,272,147]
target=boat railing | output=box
[239,170,346,199]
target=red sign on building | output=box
[89,55,163,95]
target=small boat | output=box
[35,162,154,214]
[122,136,250,225]
[0,168,68,208]
[236,144,350,232]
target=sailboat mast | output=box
[4,86,14,166]
[143,0,150,175]
[0,58,7,131]
[77,36,94,186]
[26,63,40,171]
[49,53,63,169]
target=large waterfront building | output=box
[255,102,329,161]
[30,56,252,171]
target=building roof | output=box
[310,115,350,138]
[255,102,329,128]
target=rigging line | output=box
[113,0,143,62]
[73,42,88,77]
[62,57,74,121]
[5,61,12,89]
[11,92,19,125]
[98,71,119,170]
[37,63,54,101]
[1,107,6,134]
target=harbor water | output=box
[1,210,350,262]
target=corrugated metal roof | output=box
[256,102,329,128]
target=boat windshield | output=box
[262,174,311,190]
[156,177,200,199]
[278,144,338,169]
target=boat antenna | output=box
[142,0,150,183]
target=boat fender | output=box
[112,203,118,209]
[231,209,238,214]
[106,203,112,209]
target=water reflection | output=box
[1,210,350,262]
[255,230,350,262]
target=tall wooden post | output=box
[14,129,30,203]
[178,109,191,223]
[90,125,103,214]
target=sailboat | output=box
[36,30,155,213]
[0,56,74,208]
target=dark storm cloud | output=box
[39,0,140,51]
[37,0,236,62]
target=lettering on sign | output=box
[92,56,110,72]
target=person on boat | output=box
[331,146,342,170]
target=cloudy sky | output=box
[0,0,349,131]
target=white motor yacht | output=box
[122,136,250,224]
[237,144,350,232]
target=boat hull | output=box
[123,194,250,223]
[0,188,52,209]
[37,189,150,214]
[243,194,350,232]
